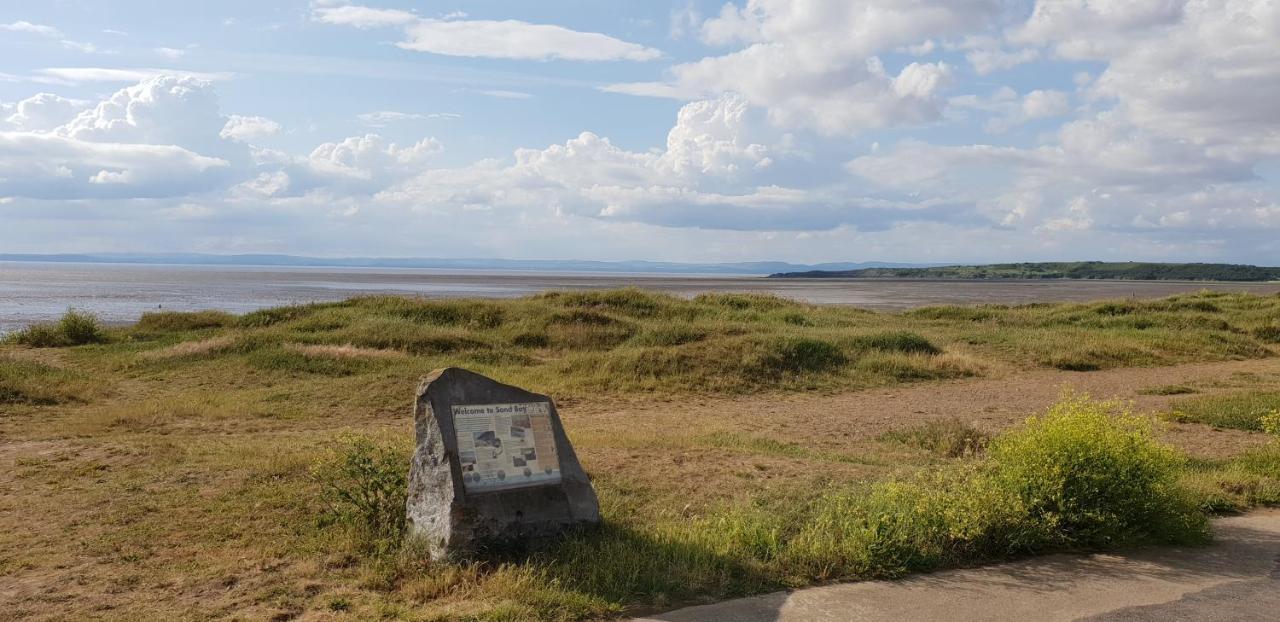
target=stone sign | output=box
[405,367,600,559]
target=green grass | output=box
[4,309,105,347]
[5,290,1277,398]
[1168,391,1280,431]
[0,356,96,405]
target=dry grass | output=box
[138,335,237,360]
[285,343,407,360]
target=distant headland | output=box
[770,262,1280,282]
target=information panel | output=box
[452,402,562,492]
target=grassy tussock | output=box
[5,310,105,347]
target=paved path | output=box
[635,510,1280,622]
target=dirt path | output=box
[568,357,1280,460]
[635,509,1280,622]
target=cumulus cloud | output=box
[314,3,661,61]
[219,115,282,142]
[5,93,90,131]
[605,0,1010,135]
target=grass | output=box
[4,309,104,347]
[1,289,1279,620]
[879,418,991,458]
[1168,391,1280,431]
[313,396,1210,617]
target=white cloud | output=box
[0,132,230,199]
[315,3,661,61]
[356,111,461,126]
[312,5,418,28]
[606,0,1009,135]
[477,89,533,100]
[35,67,234,84]
[154,47,186,59]
[219,115,282,142]
[0,21,61,37]
[5,93,90,131]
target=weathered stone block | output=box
[405,367,600,560]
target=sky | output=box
[1,0,1278,264]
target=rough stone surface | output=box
[405,367,600,560]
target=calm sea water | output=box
[2,261,1278,334]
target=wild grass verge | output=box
[311,396,1212,620]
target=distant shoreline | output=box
[770,261,1280,282]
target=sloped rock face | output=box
[405,367,600,560]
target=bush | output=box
[1263,410,1280,437]
[989,395,1207,548]
[7,310,104,347]
[312,434,409,555]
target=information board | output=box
[452,401,562,492]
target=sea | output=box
[3,261,1279,335]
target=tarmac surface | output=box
[634,510,1280,622]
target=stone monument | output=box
[405,367,600,560]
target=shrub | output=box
[312,434,409,555]
[1263,410,1280,437]
[988,395,1207,548]
[7,310,104,347]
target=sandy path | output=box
[567,357,1280,460]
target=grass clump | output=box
[880,418,990,458]
[1168,391,1280,431]
[6,310,105,347]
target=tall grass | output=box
[6,309,105,347]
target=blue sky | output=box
[1,1,1278,264]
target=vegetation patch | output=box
[0,356,95,405]
[880,418,990,458]
[5,310,105,347]
[135,310,237,332]
[845,331,940,355]
[1168,391,1280,431]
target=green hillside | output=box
[771,261,1280,281]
